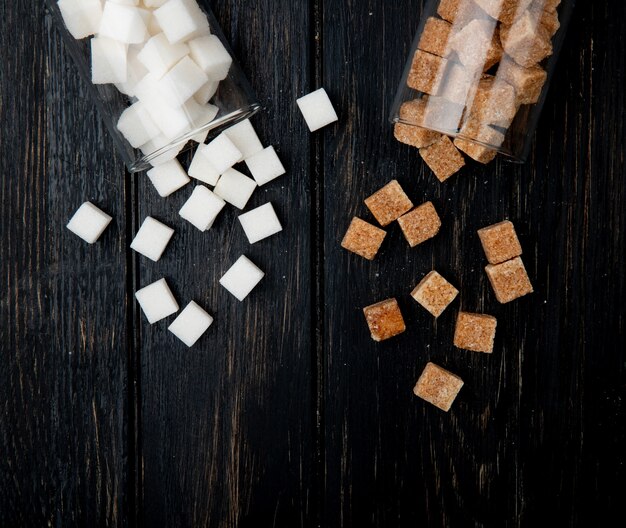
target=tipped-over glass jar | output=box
[47,0,260,172]
[391,0,575,163]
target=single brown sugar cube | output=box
[453,312,497,353]
[530,4,561,37]
[397,201,442,247]
[454,138,498,163]
[441,62,478,107]
[438,0,490,25]
[419,136,466,182]
[455,118,505,163]
[341,217,387,260]
[422,95,466,133]
[413,362,464,412]
[395,99,442,148]
[477,220,523,264]
[502,10,553,67]
[485,256,534,303]
[470,75,518,127]
[473,0,533,24]
[407,49,449,95]
[363,298,406,342]
[496,57,547,105]
[449,19,503,72]
[411,271,459,318]
[364,180,414,227]
[418,17,453,57]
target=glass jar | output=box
[46,0,261,173]
[390,0,575,162]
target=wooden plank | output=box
[0,3,131,526]
[136,1,314,526]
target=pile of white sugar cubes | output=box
[62,0,339,348]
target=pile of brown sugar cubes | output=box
[394,0,562,182]
[341,179,533,412]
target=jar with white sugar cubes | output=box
[390,0,575,164]
[48,0,260,172]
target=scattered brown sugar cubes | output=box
[477,220,523,264]
[365,180,414,227]
[341,217,387,261]
[419,136,466,182]
[501,10,553,67]
[485,256,534,303]
[363,298,406,342]
[418,17,453,57]
[473,0,533,25]
[449,19,503,72]
[411,271,459,318]
[398,201,442,247]
[407,49,449,95]
[453,311,498,353]
[496,57,547,105]
[413,362,464,412]
[469,76,519,128]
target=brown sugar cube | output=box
[395,99,442,148]
[454,138,498,164]
[407,49,449,95]
[473,0,533,24]
[477,220,522,264]
[485,256,534,303]
[411,271,459,318]
[496,56,547,105]
[441,62,478,107]
[453,312,497,353]
[397,201,442,247]
[363,298,406,342]
[501,10,553,67]
[529,3,561,37]
[449,19,503,72]
[470,75,518,127]
[341,217,387,260]
[419,136,466,182]
[454,118,505,163]
[413,362,464,412]
[419,17,453,57]
[438,0,490,25]
[364,180,414,227]
[422,95,466,133]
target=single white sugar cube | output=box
[213,168,257,210]
[188,35,232,80]
[135,278,179,324]
[117,101,160,148]
[168,301,213,347]
[141,95,202,139]
[146,159,190,197]
[245,146,286,186]
[202,133,242,174]
[188,144,220,185]
[220,256,264,301]
[224,119,263,159]
[157,56,209,107]
[66,202,112,244]
[154,0,209,44]
[179,185,226,231]
[190,103,219,143]
[297,88,338,132]
[137,33,190,79]
[140,134,186,165]
[99,2,148,44]
[58,0,103,39]
[238,203,283,244]
[194,79,219,105]
[115,45,149,97]
[130,216,175,262]
[91,37,128,85]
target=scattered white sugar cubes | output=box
[179,185,225,231]
[220,256,264,301]
[91,37,128,84]
[188,35,232,80]
[67,202,113,244]
[245,146,286,186]
[153,0,209,44]
[99,2,148,44]
[157,56,209,106]
[238,203,282,244]
[57,0,103,40]
[147,159,190,196]
[130,216,175,262]
[203,133,243,174]
[188,144,220,185]
[137,33,189,78]
[117,101,160,148]
[168,301,213,347]
[213,168,257,210]
[297,88,338,132]
[135,278,179,324]
[224,119,263,159]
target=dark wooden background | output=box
[1,0,624,526]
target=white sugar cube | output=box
[117,101,160,148]
[157,56,209,107]
[245,146,286,186]
[219,256,264,301]
[179,185,225,231]
[190,103,219,143]
[188,35,232,80]
[194,79,219,105]
[238,203,282,244]
[213,168,257,210]
[58,0,103,39]
[188,144,220,185]
[140,135,186,165]
[202,133,242,174]
[99,2,148,44]
[137,33,190,79]
[297,88,338,132]
[153,0,209,44]
[168,301,213,347]
[130,216,175,262]
[224,119,263,159]
[66,202,112,244]
[91,37,128,84]
[115,45,149,97]
[135,278,179,324]
[140,95,203,139]
[146,159,190,197]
